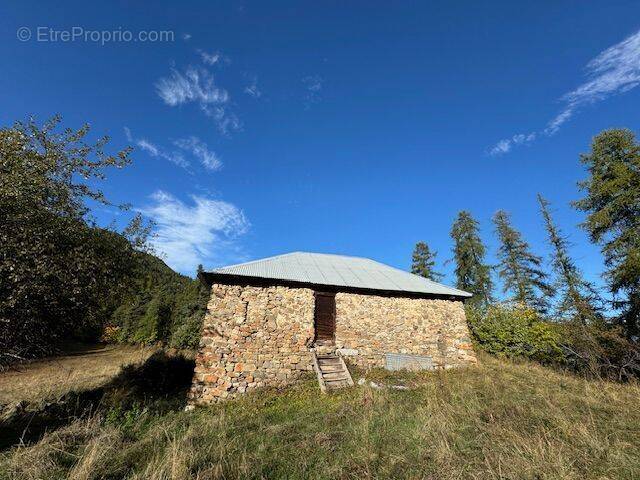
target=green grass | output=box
[1,353,639,479]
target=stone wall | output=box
[188,283,476,406]
[334,293,476,369]
[187,284,315,406]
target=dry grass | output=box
[1,353,639,479]
[0,344,154,408]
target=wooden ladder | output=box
[311,352,354,393]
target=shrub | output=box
[466,304,564,363]
[560,324,640,381]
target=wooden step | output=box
[318,365,343,373]
[322,372,349,381]
[311,352,354,393]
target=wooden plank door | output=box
[314,292,336,343]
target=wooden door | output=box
[314,292,336,343]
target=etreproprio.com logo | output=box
[17,26,175,45]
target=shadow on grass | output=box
[0,351,194,450]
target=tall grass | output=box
[1,354,639,479]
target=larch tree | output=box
[450,211,493,306]
[493,210,554,314]
[411,241,443,281]
[574,129,640,337]
[537,194,601,323]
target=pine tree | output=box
[411,241,443,281]
[493,210,553,313]
[537,194,601,323]
[450,211,493,306]
[574,129,640,337]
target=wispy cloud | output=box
[489,132,536,156]
[156,66,229,106]
[489,28,640,155]
[244,76,262,98]
[546,30,640,134]
[173,136,222,171]
[302,75,323,108]
[198,50,221,65]
[139,190,249,274]
[155,66,241,135]
[124,127,189,169]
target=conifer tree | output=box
[450,211,493,306]
[537,194,601,323]
[493,210,553,313]
[574,129,640,337]
[411,241,443,281]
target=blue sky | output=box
[2,2,640,297]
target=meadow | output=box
[1,347,639,479]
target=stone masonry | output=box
[334,293,476,369]
[187,283,476,406]
[188,284,316,406]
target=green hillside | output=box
[107,253,208,349]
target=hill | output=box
[107,253,209,349]
[1,350,639,479]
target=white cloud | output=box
[155,66,241,135]
[201,105,242,135]
[156,67,229,106]
[174,136,222,171]
[139,190,249,274]
[198,49,228,66]
[546,29,640,134]
[488,132,536,156]
[489,28,640,155]
[302,75,323,107]
[244,76,262,98]
[124,127,189,169]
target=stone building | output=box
[188,252,476,406]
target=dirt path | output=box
[0,344,155,406]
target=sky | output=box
[2,2,640,297]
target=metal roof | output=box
[205,252,471,298]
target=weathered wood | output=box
[311,351,354,393]
[311,351,327,393]
[314,293,336,343]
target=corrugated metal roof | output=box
[206,252,471,298]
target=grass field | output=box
[1,347,639,479]
[0,344,153,408]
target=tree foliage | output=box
[411,241,443,281]
[107,253,208,349]
[537,194,602,324]
[493,210,553,313]
[450,211,493,306]
[466,304,563,363]
[574,129,640,337]
[0,117,146,365]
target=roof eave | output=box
[200,271,472,301]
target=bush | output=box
[560,324,640,381]
[467,303,640,381]
[466,304,564,363]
